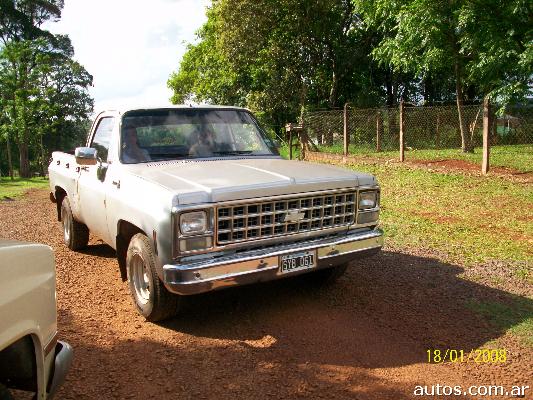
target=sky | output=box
[44,0,210,113]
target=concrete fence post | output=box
[376,111,382,152]
[482,96,491,175]
[399,100,405,162]
[343,103,350,157]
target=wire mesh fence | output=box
[305,110,345,147]
[302,103,533,154]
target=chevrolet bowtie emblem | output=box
[283,210,305,223]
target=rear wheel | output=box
[126,233,179,322]
[61,197,89,250]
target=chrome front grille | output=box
[216,191,357,245]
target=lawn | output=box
[345,162,532,269]
[0,177,50,199]
[315,144,533,172]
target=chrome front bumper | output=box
[163,229,383,295]
[47,341,73,399]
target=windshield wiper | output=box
[212,150,254,155]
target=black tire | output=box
[61,197,89,250]
[126,233,179,322]
[0,384,13,400]
[305,263,348,286]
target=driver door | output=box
[77,116,115,244]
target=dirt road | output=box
[1,190,531,399]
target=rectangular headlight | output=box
[180,211,207,235]
[359,191,378,210]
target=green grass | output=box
[467,298,533,346]
[315,144,533,172]
[344,162,533,268]
[0,177,50,199]
[278,144,301,160]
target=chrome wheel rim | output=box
[131,253,151,305]
[62,206,71,243]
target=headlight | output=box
[180,211,207,235]
[359,191,378,210]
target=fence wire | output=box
[303,104,533,153]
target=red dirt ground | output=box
[1,190,532,399]
[407,159,533,182]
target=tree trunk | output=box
[328,60,338,108]
[385,68,394,107]
[454,61,473,153]
[6,133,14,180]
[18,141,30,178]
[39,133,46,177]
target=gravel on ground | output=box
[1,189,531,399]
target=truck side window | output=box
[91,117,115,161]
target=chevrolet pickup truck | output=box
[0,240,72,399]
[48,106,383,321]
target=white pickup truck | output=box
[48,106,383,321]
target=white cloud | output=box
[44,0,209,113]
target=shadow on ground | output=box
[160,251,532,368]
[55,250,532,400]
[78,243,116,259]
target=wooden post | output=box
[482,96,491,175]
[435,114,440,149]
[399,100,405,162]
[376,111,382,152]
[289,127,293,160]
[343,103,349,156]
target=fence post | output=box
[482,96,491,175]
[399,100,405,162]
[343,103,349,157]
[376,111,382,152]
[435,114,440,149]
[289,127,293,160]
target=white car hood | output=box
[126,157,377,205]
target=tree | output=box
[0,0,63,43]
[169,0,392,134]
[355,0,532,152]
[0,0,93,177]
[458,0,532,108]
[0,36,93,177]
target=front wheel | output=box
[126,233,179,322]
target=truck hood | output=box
[125,157,377,205]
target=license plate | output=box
[280,251,316,274]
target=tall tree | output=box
[0,0,93,177]
[458,0,532,107]
[0,36,93,177]
[355,0,532,152]
[0,0,63,43]
[356,0,475,151]
[169,0,390,132]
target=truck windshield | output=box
[120,109,278,164]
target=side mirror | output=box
[75,147,97,165]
